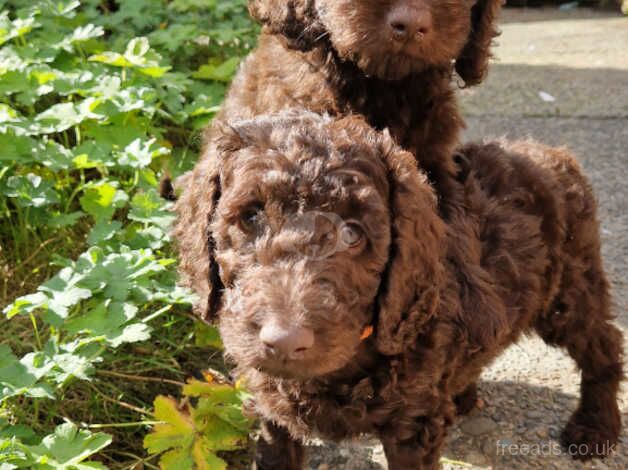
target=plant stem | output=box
[96,369,185,387]
[83,420,164,429]
[29,313,43,350]
[142,304,172,323]
[85,382,151,416]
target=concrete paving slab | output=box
[459,8,628,118]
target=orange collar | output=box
[360,325,374,341]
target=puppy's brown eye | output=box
[340,223,363,247]
[239,203,263,232]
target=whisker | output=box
[314,31,330,43]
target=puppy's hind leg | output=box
[535,243,623,460]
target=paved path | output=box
[307,8,628,470]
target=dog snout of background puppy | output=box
[316,0,473,79]
[387,1,433,45]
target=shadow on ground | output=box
[445,381,628,469]
[303,381,628,469]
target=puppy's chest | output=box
[276,368,433,439]
[344,90,431,140]
[295,376,390,438]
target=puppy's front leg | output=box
[254,421,304,470]
[381,416,448,470]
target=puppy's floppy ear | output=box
[248,0,324,51]
[374,133,446,356]
[173,124,245,322]
[455,0,504,87]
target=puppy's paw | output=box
[561,411,620,460]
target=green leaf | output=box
[0,437,34,468]
[159,448,194,470]
[86,220,122,245]
[3,292,48,320]
[45,352,94,385]
[193,57,241,82]
[0,346,55,402]
[35,98,104,134]
[116,138,169,169]
[47,211,85,229]
[170,0,218,13]
[2,174,59,208]
[64,302,150,347]
[89,37,171,77]
[47,0,82,18]
[125,37,150,63]
[77,249,166,302]
[0,70,31,96]
[145,380,251,469]
[79,182,128,222]
[149,24,199,52]
[70,24,104,43]
[144,396,194,455]
[194,323,223,349]
[38,140,75,170]
[28,422,111,470]
[0,424,37,445]
[192,389,252,436]
[128,189,174,230]
[193,440,227,470]
[82,119,147,152]
[125,224,169,250]
[38,267,93,325]
[0,14,39,47]
[88,51,133,68]
[138,65,171,78]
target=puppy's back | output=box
[457,139,597,242]
[453,140,601,331]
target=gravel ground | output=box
[305,8,628,470]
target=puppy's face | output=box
[317,0,473,80]
[213,116,392,379]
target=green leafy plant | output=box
[1,422,112,469]
[144,375,253,469]
[1,0,257,467]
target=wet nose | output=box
[259,323,315,358]
[387,4,433,42]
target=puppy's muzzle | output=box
[259,321,315,360]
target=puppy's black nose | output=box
[387,4,432,42]
[259,323,314,358]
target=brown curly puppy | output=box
[173,111,623,469]
[212,0,503,217]
[192,0,505,350]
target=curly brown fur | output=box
[455,0,504,86]
[193,0,505,349]
[213,0,503,222]
[174,111,623,469]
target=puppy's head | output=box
[249,0,503,84]
[180,111,444,379]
